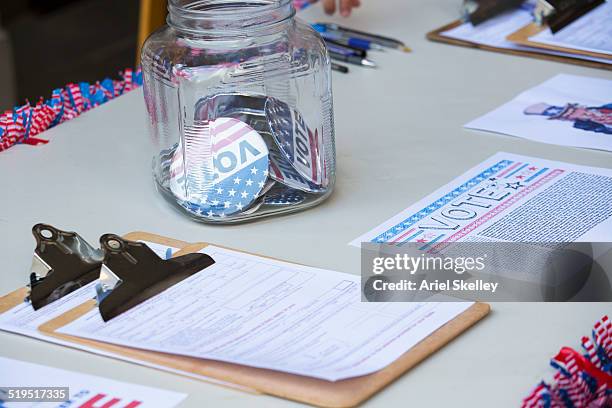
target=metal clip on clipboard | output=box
[95,234,215,322]
[27,224,215,321]
[534,0,604,32]
[462,0,526,25]
[29,223,103,310]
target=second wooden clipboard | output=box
[426,20,611,71]
[506,23,612,60]
[38,242,491,408]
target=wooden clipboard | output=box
[426,20,612,70]
[0,233,260,395]
[36,241,491,408]
[507,22,612,60]
[0,231,191,315]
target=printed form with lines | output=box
[55,245,471,381]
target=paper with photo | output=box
[439,2,612,65]
[56,245,471,382]
[0,242,248,391]
[529,1,612,57]
[464,74,612,152]
[0,356,187,407]
[350,152,612,246]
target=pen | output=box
[312,25,386,51]
[328,51,376,68]
[324,39,367,58]
[326,42,366,58]
[319,23,411,52]
[331,62,349,73]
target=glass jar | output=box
[141,0,336,223]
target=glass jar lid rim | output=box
[168,0,293,17]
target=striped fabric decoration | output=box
[522,315,611,408]
[0,68,142,152]
[0,0,313,154]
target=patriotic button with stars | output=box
[264,187,305,206]
[268,142,325,193]
[264,97,323,187]
[170,117,269,218]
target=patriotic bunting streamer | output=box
[0,68,142,153]
[522,315,612,408]
[0,0,316,154]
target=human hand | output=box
[321,0,361,17]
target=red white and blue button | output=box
[265,97,324,187]
[170,117,269,218]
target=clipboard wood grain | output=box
[426,20,611,71]
[37,242,491,408]
[122,231,191,249]
[507,23,612,60]
[0,287,29,314]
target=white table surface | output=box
[1,0,611,406]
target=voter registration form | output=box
[57,246,471,381]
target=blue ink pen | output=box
[324,39,367,58]
[326,42,364,58]
[312,24,386,51]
